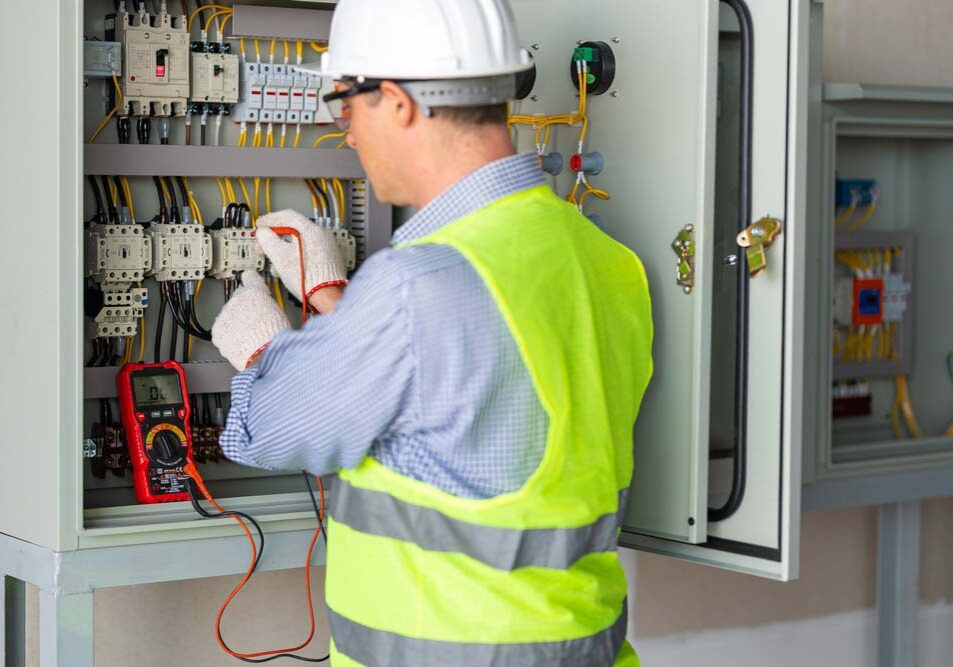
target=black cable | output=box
[100,175,120,223]
[310,179,330,218]
[166,282,212,340]
[169,308,179,361]
[200,122,207,147]
[187,482,266,573]
[113,176,129,210]
[188,293,212,339]
[87,176,107,224]
[155,291,168,362]
[153,176,170,223]
[164,176,180,223]
[176,177,191,219]
[302,472,328,549]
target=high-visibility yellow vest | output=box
[326,184,654,666]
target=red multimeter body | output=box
[117,361,196,504]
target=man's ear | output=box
[379,81,418,128]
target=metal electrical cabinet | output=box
[803,22,953,483]
[0,0,807,582]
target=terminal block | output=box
[92,287,148,338]
[84,41,122,78]
[234,63,328,124]
[190,52,240,105]
[148,224,212,281]
[334,229,358,271]
[209,228,266,279]
[108,7,190,116]
[85,224,153,284]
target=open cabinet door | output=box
[510,0,806,580]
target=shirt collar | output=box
[392,153,546,245]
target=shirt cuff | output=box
[219,366,264,468]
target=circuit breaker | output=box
[108,7,190,116]
[190,53,240,106]
[234,62,329,124]
[85,224,153,284]
[148,224,212,281]
[209,228,266,279]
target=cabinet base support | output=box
[877,501,920,667]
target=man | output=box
[211,0,653,664]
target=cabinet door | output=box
[511,0,806,580]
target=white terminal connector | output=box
[85,224,153,284]
[190,53,240,105]
[209,228,267,280]
[147,224,212,282]
[92,287,149,338]
[333,230,358,271]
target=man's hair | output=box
[431,104,509,126]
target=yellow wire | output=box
[204,9,232,34]
[283,39,290,63]
[310,41,328,53]
[88,75,124,143]
[293,126,302,149]
[182,178,203,226]
[217,12,232,38]
[269,38,277,63]
[296,40,304,63]
[137,317,146,362]
[848,204,878,232]
[120,177,136,221]
[266,179,272,214]
[337,138,349,149]
[333,178,346,218]
[215,178,228,209]
[240,37,246,60]
[254,38,261,62]
[891,376,923,440]
[273,278,286,310]
[313,131,346,149]
[159,178,172,210]
[224,179,237,204]
[187,4,232,31]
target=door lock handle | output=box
[737,217,782,279]
[671,224,695,294]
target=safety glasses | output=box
[322,80,383,131]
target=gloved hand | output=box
[212,271,291,370]
[255,209,348,304]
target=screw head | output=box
[611,36,622,44]
[610,90,620,98]
[531,43,541,51]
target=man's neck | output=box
[408,127,516,211]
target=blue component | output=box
[836,179,878,207]
[858,288,882,316]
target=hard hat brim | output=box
[295,59,535,81]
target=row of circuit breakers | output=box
[86,216,357,338]
[85,6,334,124]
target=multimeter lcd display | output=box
[132,374,183,407]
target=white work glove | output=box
[212,271,291,371]
[256,209,348,304]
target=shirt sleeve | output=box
[219,248,419,474]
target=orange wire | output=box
[184,463,326,661]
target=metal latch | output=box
[671,225,696,294]
[737,217,782,279]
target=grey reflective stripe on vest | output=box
[332,477,627,571]
[330,602,628,667]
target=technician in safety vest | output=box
[211,0,653,664]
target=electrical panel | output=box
[72,0,389,543]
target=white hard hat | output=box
[299,0,533,105]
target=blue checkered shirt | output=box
[220,153,549,499]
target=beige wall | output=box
[69,1,953,663]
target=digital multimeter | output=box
[117,361,196,504]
